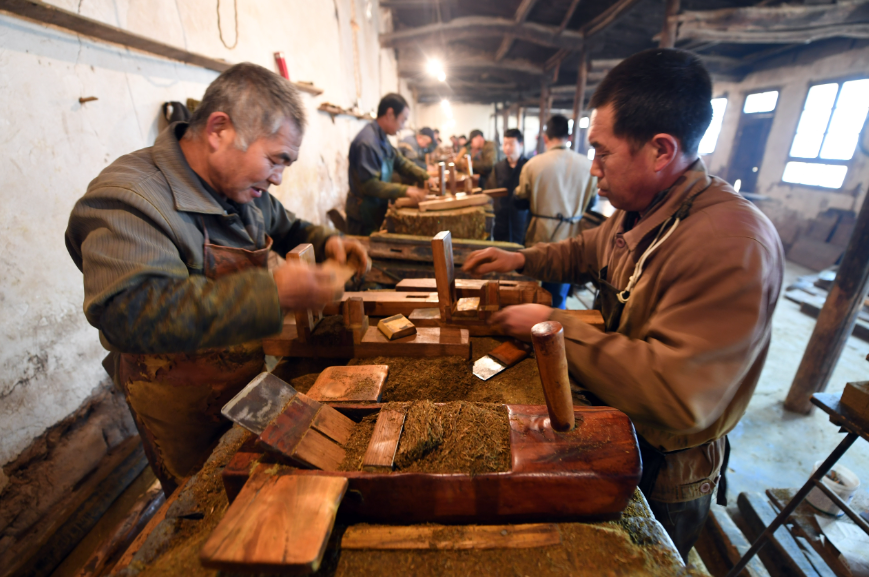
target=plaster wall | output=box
[706,44,869,220]
[415,102,496,142]
[0,0,407,470]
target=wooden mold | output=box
[306,365,388,403]
[377,314,417,340]
[222,404,641,524]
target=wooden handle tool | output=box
[530,321,575,432]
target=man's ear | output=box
[205,112,233,152]
[650,133,680,172]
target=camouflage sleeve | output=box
[393,151,429,184]
[100,270,283,354]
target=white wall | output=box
[0,0,407,469]
[415,102,495,142]
[706,45,869,220]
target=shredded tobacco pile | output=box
[339,401,511,475]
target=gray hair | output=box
[185,62,306,149]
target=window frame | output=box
[781,74,869,190]
[742,88,781,115]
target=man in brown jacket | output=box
[463,49,784,559]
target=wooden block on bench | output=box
[362,409,405,470]
[377,314,417,340]
[307,365,388,403]
[841,381,869,422]
[200,471,347,574]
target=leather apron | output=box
[590,188,729,505]
[117,225,273,495]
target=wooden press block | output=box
[340,523,561,550]
[311,403,355,446]
[453,296,481,318]
[287,244,321,342]
[478,281,500,321]
[377,314,417,340]
[199,471,348,574]
[841,381,869,421]
[432,231,456,322]
[307,365,388,403]
[561,309,606,331]
[342,296,369,344]
[488,341,528,368]
[418,194,490,212]
[362,409,405,470]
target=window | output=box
[783,79,869,189]
[743,91,779,114]
[699,97,728,155]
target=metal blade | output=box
[222,372,298,435]
[472,355,507,381]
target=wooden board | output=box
[419,194,491,212]
[340,523,561,550]
[199,471,347,574]
[263,322,470,359]
[488,341,529,367]
[361,409,405,470]
[224,405,641,524]
[322,292,440,317]
[377,314,417,340]
[307,365,388,403]
[366,232,524,265]
[705,506,771,577]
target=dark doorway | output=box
[727,113,775,194]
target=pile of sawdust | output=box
[340,401,511,475]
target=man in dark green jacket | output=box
[345,93,433,235]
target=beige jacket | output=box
[520,159,784,501]
[515,144,594,246]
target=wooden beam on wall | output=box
[380,16,584,50]
[658,0,680,48]
[0,0,323,95]
[570,49,587,153]
[675,2,869,44]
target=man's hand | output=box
[426,176,439,190]
[273,261,344,310]
[491,304,552,341]
[462,247,525,276]
[325,236,371,277]
[403,186,429,206]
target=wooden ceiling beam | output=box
[380,16,584,50]
[583,0,645,38]
[494,0,539,62]
[556,0,583,35]
[675,3,869,44]
[398,53,544,76]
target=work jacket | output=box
[486,156,529,244]
[520,159,784,502]
[65,122,333,355]
[516,145,594,246]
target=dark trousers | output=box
[542,282,570,309]
[647,493,713,562]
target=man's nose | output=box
[269,169,283,186]
[590,158,603,178]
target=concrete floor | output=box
[727,260,869,500]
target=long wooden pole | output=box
[537,81,551,155]
[571,49,588,153]
[659,0,680,48]
[784,194,869,414]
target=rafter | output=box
[495,0,539,62]
[583,0,644,38]
[557,0,583,35]
[675,2,869,44]
[380,16,584,51]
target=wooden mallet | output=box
[530,321,575,432]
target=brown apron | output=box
[118,226,273,496]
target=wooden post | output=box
[438,162,446,196]
[537,81,550,155]
[571,49,588,153]
[465,154,473,176]
[659,0,680,48]
[342,296,368,344]
[432,231,456,322]
[785,195,869,414]
[448,162,457,194]
[478,281,500,322]
[530,321,575,432]
[288,244,321,343]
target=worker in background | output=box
[514,114,594,309]
[456,129,496,184]
[485,128,529,244]
[462,49,784,560]
[432,128,442,147]
[398,126,436,170]
[456,134,468,152]
[345,93,434,235]
[65,63,370,496]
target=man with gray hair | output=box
[66,62,369,495]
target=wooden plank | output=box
[786,238,843,272]
[361,409,405,470]
[287,244,321,342]
[199,472,347,573]
[341,523,561,550]
[736,491,822,577]
[419,194,491,212]
[306,365,388,403]
[258,395,320,456]
[377,314,417,340]
[342,296,368,344]
[432,231,457,322]
[311,404,356,446]
[291,429,346,471]
[0,0,322,95]
[488,341,529,368]
[841,381,869,422]
[705,506,771,577]
[323,292,440,317]
[262,324,471,359]
[367,232,525,265]
[396,278,549,305]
